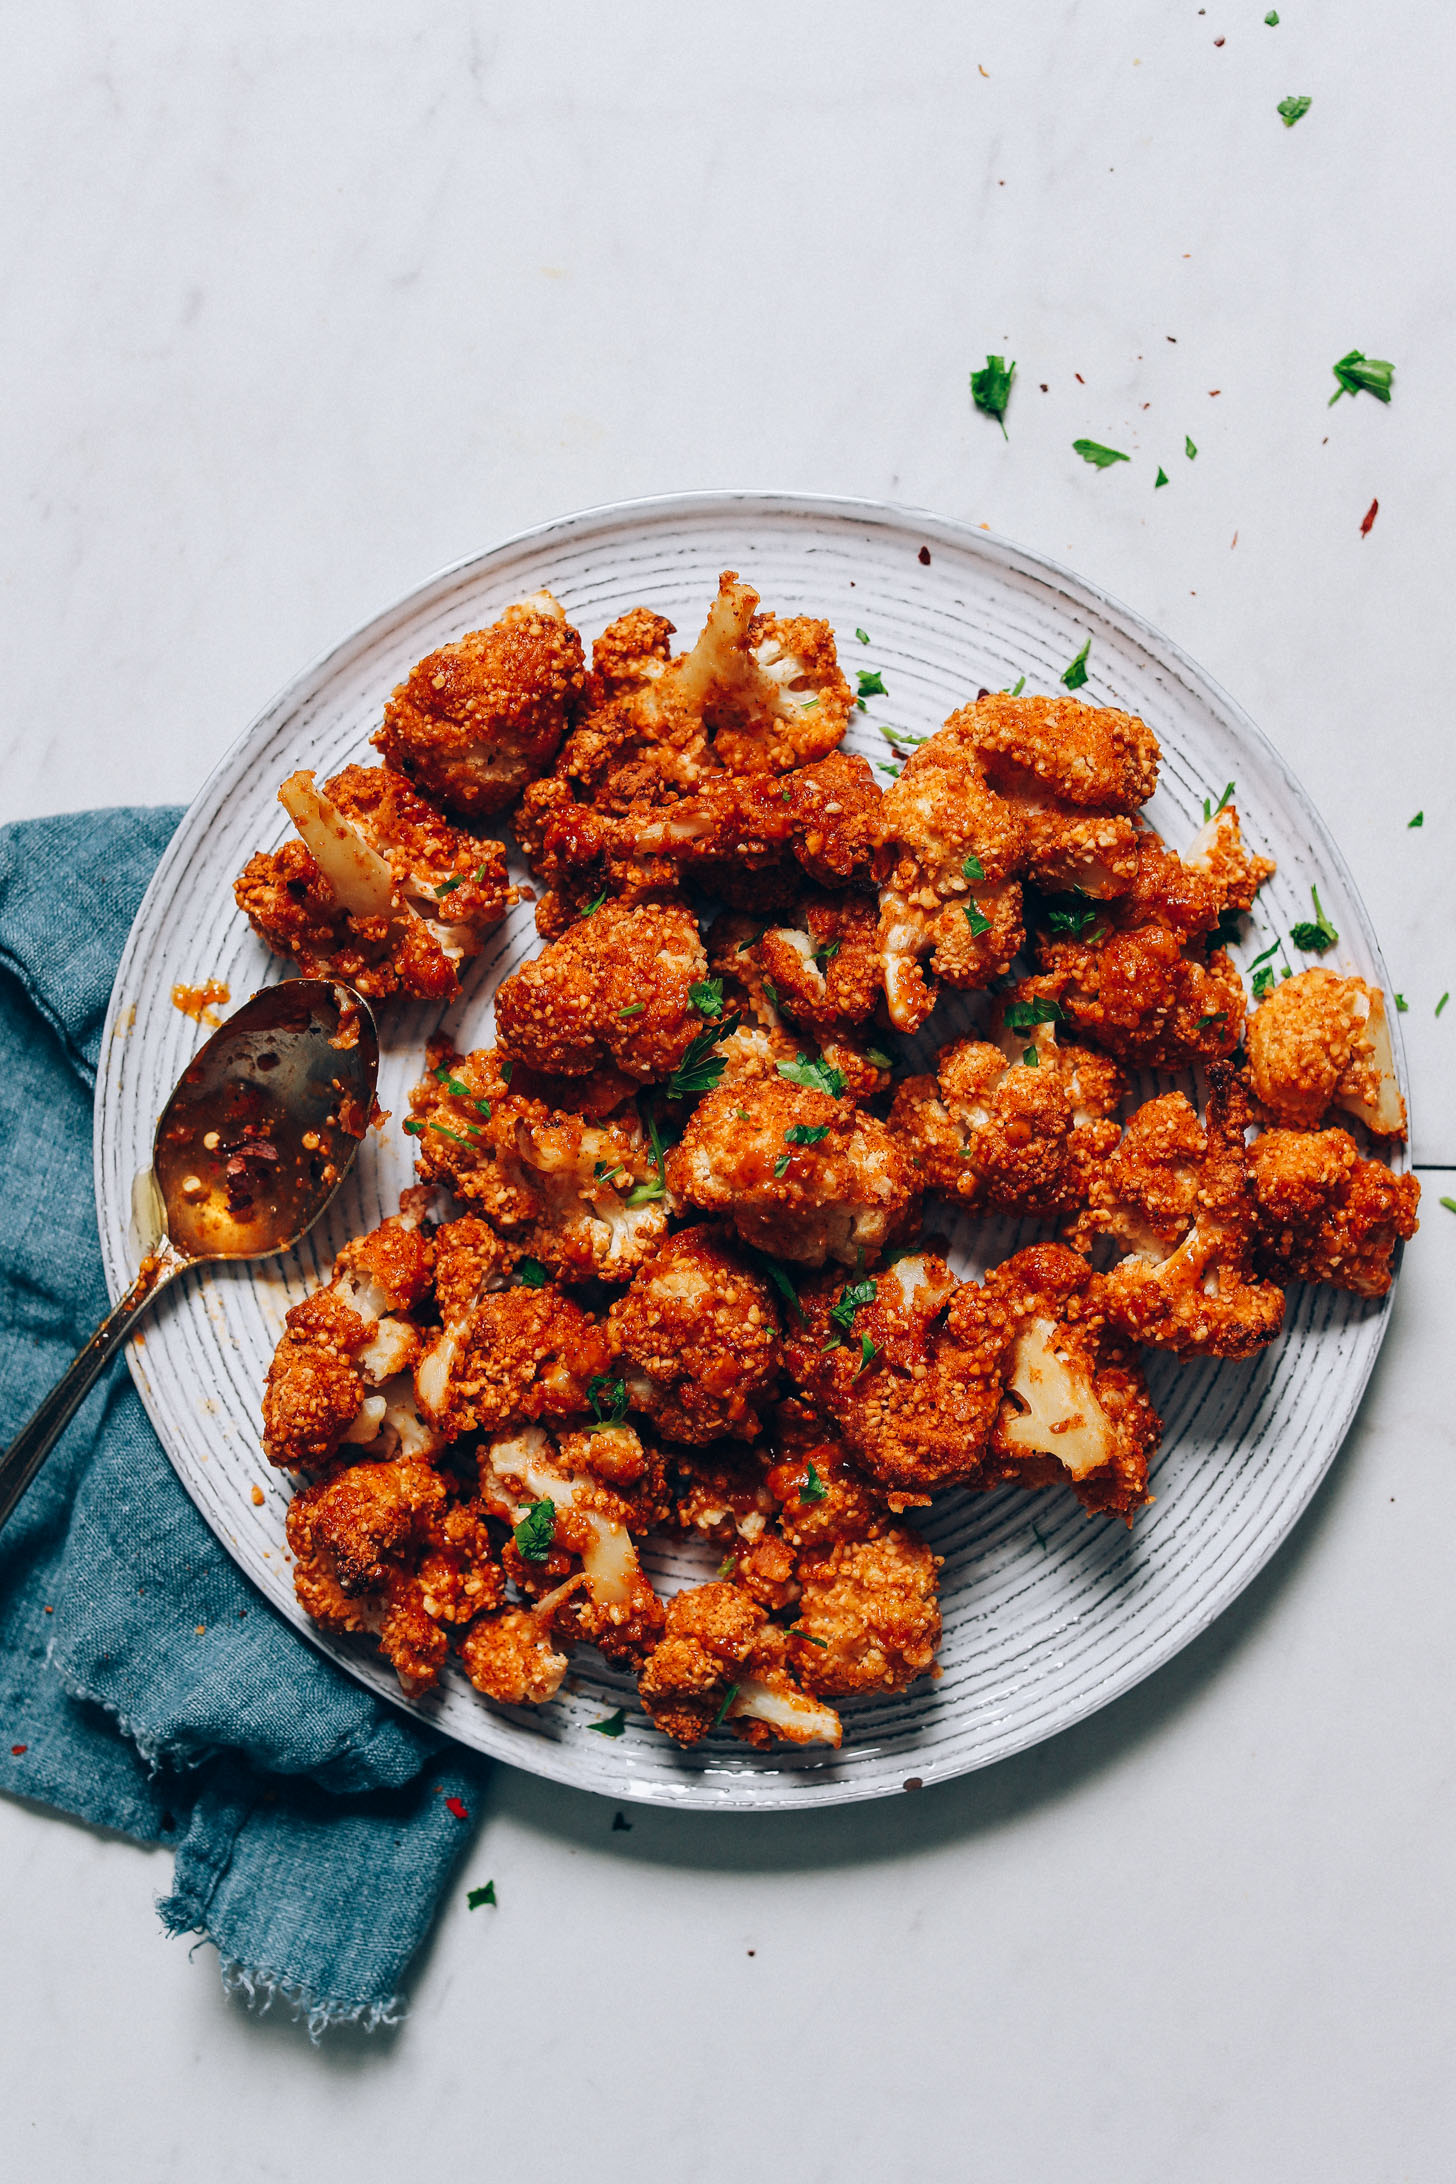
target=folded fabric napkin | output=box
[0,808,488,2034]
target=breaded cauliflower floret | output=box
[636,1581,841,1748]
[493,896,708,1081]
[262,1214,440,1470]
[789,1527,942,1696]
[287,1460,504,1695]
[667,1077,918,1270]
[234,764,512,1001]
[875,730,1025,1031]
[764,1399,894,1548]
[946,691,1161,896]
[415,1254,610,1438]
[459,1602,574,1707]
[407,1044,670,1281]
[606,1224,783,1444]
[669,1445,779,1548]
[960,1243,1161,1521]
[1246,969,1406,1138]
[371,591,585,819]
[1070,1066,1285,1359]
[1183,802,1276,915]
[785,1253,1001,1500]
[705,918,894,1104]
[889,1026,1124,1222]
[1249,1128,1420,1297]
[554,574,851,814]
[725,889,884,1033]
[1029,830,1246,1069]
[478,1425,665,1665]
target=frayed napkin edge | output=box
[157,1909,406,2040]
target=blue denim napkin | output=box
[0,808,487,2033]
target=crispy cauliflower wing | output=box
[493,896,708,1080]
[947,691,1160,896]
[1249,1128,1419,1297]
[1183,802,1276,915]
[730,889,884,1032]
[789,1526,942,1696]
[478,1424,665,1664]
[1029,830,1246,1069]
[1246,968,1406,1138]
[262,1214,440,1469]
[875,730,1025,1031]
[764,1399,894,1547]
[785,1252,1001,1499]
[705,918,894,1103]
[669,1445,778,1547]
[459,1602,573,1707]
[415,1258,610,1438]
[606,1224,783,1444]
[406,1044,671,1282]
[287,1459,504,1695]
[961,1243,1161,1521]
[890,1027,1124,1222]
[636,1581,841,1748]
[1070,1066,1285,1358]
[667,1076,918,1270]
[675,571,853,777]
[371,591,585,819]
[234,764,512,1001]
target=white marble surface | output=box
[2,2,1453,2176]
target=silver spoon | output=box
[0,978,379,1533]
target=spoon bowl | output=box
[0,979,378,1535]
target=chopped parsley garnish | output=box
[1289,885,1339,954]
[500,1058,514,1083]
[715,1554,738,1579]
[711,1682,740,1729]
[1072,439,1130,469]
[855,627,870,644]
[813,939,841,968]
[1003,675,1027,696]
[1213,907,1245,950]
[1022,1045,1039,1066]
[593,1159,625,1183]
[857,670,888,699]
[824,1277,877,1349]
[588,1709,628,1737]
[415,1120,476,1146]
[773,1154,791,1178]
[784,1123,830,1148]
[1203,781,1235,820]
[587,1375,629,1432]
[435,1071,473,1097]
[749,1251,807,1322]
[788,1626,829,1647]
[1185,436,1198,460]
[865,1043,896,1072]
[762,980,779,1007]
[1197,1011,1228,1030]
[1393,992,1409,1012]
[1251,965,1275,1001]
[1409,812,1424,828]
[618,1003,644,1017]
[467,1882,497,1909]
[1329,348,1393,404]
[963,852,985,881]
[516,1257,549,1288]
[878,761,902,778]
[1060,638,1091,690]
[1003,996,1065,1030]
[1265,9,1279,21]
[1043,893,1100,936]
[777,1053,847,1098]
[1277,94,1312,127]
[879,723,928,747]
[852,1333,878,1379]
[800,1461,829,1504]
[1438,992,1450,1018]
[580,889,608,916]
[402,1118,425,1136]
[513,1499,556,1561]
[1441,1197,1456,1215]
[625,1173,666,1207]
[689,977,724,1017]
[1155,466,1169,488]
[964,901,992,936]
[665,1016,739,1100]
[970,353,1016,438]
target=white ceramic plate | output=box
[94,491,1410,1811]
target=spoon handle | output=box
[0,1259,181,1534]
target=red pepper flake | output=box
[1231,531,1239,548]
[917,545,931,565]
[1214,34,1225,45]
[1074,371,1085,384]
[445,1796,469,1820]
[11,1744,27,1756]
[1360,497,1379,536]
[1209,388,1221,396]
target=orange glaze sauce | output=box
[172,978,231,1025]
